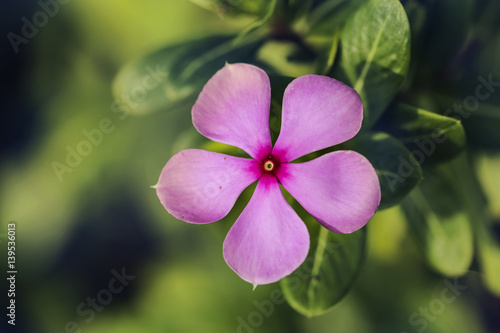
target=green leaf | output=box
[477,224,500,297]
[451,153,500,296]
[401,160,474,276]
[376,103,466,163]
[190,0,270,17]
[112,34,265,116]
[433,94,500,150]
[341,0,410,126]
[348,132,423,209]
[281,223,366,317]
[234,0,278,44]
[306,0,367,36]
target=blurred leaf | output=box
[476,153,500,218]
[349,132,423,209]
[257,40,317,77]
[268,75,294,141]
[112,34,265,116]
[281,224,366,317]
[341,0,410,126]
[190,0,270,17]
[306,0,367,36]
[235,0,278,43]
[414,0,474,83]
[401,160,474,276]
[477,224,500,297]
[376,103,466,163]
[451,153,500,296]
[461,103,500,150]
[433,94,500,150]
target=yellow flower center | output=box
[264,161,274,171]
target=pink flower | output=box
[155,63,381,287]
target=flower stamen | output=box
[261,156,279,173]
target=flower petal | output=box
[192,63,272,160]
[277,151,381,233]
[155,149,262,223]
[223,175,310,287]
[272,75,363,162]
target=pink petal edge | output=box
[277,151,381,233]
[223,174,310,287]
[273,75,363,162]
[155,149,262,223]
[192,63,273,161]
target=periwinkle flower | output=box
[155,63,381,287]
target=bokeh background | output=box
[1,1,500,332]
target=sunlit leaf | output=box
[341,0,410,126]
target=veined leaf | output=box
[341,0,410,126]
[281,222,366,317]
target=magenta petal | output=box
[272,75,363,162]
[192,63,272,160]
[155,149,262,223]
[223,175,310,287]
[277,151,381,233]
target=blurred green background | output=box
[1,1,500,332]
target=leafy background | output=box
[1,0,500,332]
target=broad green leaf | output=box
[401,160,474,276]
[376,103,466,163]
[281,223,366,317]
[348,132,423,209]
[341,0,410,126]
[112,34,265,116]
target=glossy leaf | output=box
[401,161,474,276]
[112,34,265,116]
[376,103,466,163]
[349,132,423,209]
[341,0,410,126]
[281,222,366,317]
